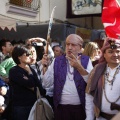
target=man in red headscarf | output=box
[85,37,120,120]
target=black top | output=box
[9,65,45,106]
[92,60,99,67]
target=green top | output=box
[0,57,16,77]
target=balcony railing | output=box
[6,0,40,17]
[9,0,40,10]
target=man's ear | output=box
[2,46,5,51]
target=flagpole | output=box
[45,6,56,54]
[43,6,56,72]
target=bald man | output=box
[42,34,93,120]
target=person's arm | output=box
[30,67,46,96]
[0,58,16,78]
[81,59,93,83]
[29,37,54,58]
[42,59,54,89]
[37,61,43,80]
[41,54,52,75]
[9,67,36,88]
[85,93,95,120]
[66,54,93,76]
[66,54,87,75]
[0,59,10,77]
[85,65,97,120]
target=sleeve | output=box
[82,59,93,83]
[0,59,10,77]
[85,93,95,120]
[31,68,46,96]
[37,61,44,80]
[0,58,15,77]
[44,45,54,59]
[42,59,54,89]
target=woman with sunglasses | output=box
[9,45,46,120]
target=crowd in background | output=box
[0,33,119,120]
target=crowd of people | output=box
[0,33,119,120]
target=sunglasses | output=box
[24,53,31,57]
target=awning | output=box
[0,15,16,31]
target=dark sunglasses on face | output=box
[25,53,31,56]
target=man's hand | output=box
[66,53,88,75]
[66,53,81,69]
[41,54,50,74]
[41,54,50,67]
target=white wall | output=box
[49,0,103,29]
[49,0,66,21]
[0,0,50,23]
[0,0,103,29]
[39,0,49,22]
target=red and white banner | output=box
[102,0,120,39]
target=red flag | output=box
[102,0,120,39]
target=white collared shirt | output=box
[86,64,120,120]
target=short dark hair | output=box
[12,45,29,64]
[0,39,11,51]
[52,45,63,51]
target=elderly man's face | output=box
[54,46,63,57]
[65,35,82,57]
[104,48,120,67]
